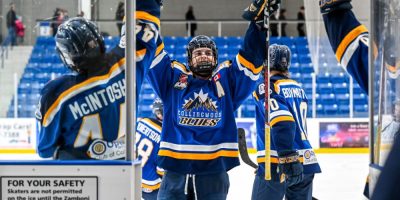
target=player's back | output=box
[135,117,163,192]
[270,75,320,174]
[36,47,126,159]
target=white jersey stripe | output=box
[235,55,260,81]
[160,142,238,152]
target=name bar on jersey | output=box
[69,79,126,120]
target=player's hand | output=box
[242,0,280,21]
[320,0,352,14]
[278,150,304,186]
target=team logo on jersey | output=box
[90,140,107,155]
[174,74,188,90]
[178,89,222,127]
[303,150,318,165]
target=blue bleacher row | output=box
[7,36,368,118]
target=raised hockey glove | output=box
[278,150,304,186]
[242,0,280,21]
[320,0,352,14]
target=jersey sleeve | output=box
[323,9,369,94]
[227,21,266,108]
[147,47,177,101]
[36,86,62,158]
[270,92,296,152]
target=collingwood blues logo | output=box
[178,89,222,127]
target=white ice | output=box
[0,153,369,200]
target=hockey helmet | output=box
[187,35,218,78]
[269,44,291,72]
[55,17,105,73]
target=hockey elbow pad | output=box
[320,0,352,14]
[278,150,304,186]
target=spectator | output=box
[297,6,306,36]
[270,13,279,37]
[185,6,197,37]
[3,3,17,47]
[15,16,25,45]
[279,9,287,36]
[115,2,125,35]
[51,8,67,36]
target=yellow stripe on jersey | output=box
[137,48,147,61]
[157,170,164,176]
[155,42,165,56]
[142,182,161,190]
[336,25,368,63]
[141,118,162,132]
[136,11,161,28]
[43,58,125,126]
[270,116,295,126]
[172,61,192,75]
[237,54,263,74]
[158,149,238,160]
[257,156,304,164]
[253,91,259,101]
[273,79,299,93]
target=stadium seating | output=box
[7,36,368,118]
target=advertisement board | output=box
[0,118,36,153]
[319,121,369,148]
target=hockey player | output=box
[320,1,400,198]
[319,0,369,94]
[36,17,126,159]
[251,45,321,200]
[146,0,279,198]
[36,0,163,159]
[136,98,164,200]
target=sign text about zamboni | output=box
[1,176,98,200]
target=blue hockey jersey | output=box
[36,2,163,159]
[124,0,163,102]
[135,117,164,192]
[147,21,266,174]
[253,75,321,181]
[36,47,126,158]
[323,9,369,94]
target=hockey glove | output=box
[242,0,280,21]
[278,150,304,186]
[320,0,352,14]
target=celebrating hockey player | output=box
[146,0,279,198]
[251,45,321,200]
[320,0,400,199]
[36,0,163,159]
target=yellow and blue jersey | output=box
[122,0,163,103]
[253,75,321,181]
[36,47,126,158]
[135,117,164,193]
[147,21,266,174]
[323,9,368,94]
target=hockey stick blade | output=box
[238,128,258,169]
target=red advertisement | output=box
[319,122,369,148]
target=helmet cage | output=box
[187,35,218,77]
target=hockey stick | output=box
[238,128,258,169]
[263,1,272,181]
